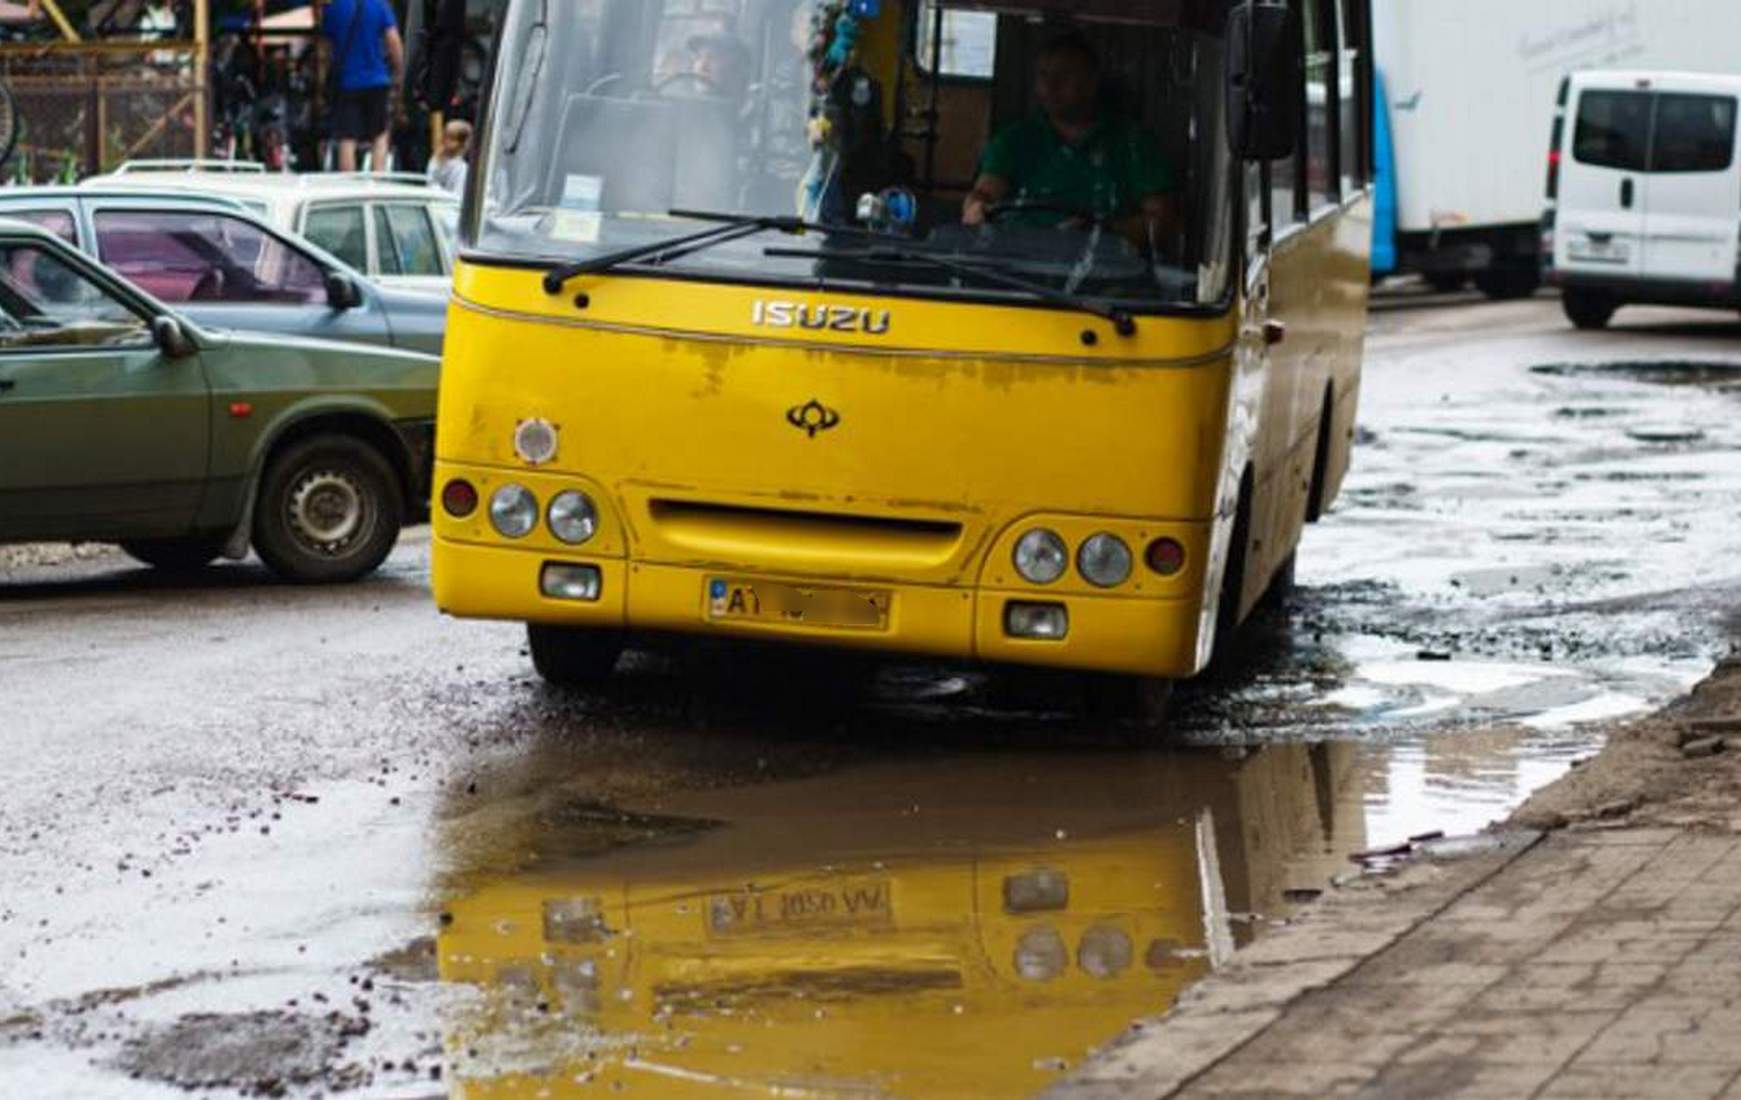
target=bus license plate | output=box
[705,879,894,937]
[707,578,890,631]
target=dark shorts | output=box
[333,86,390,142]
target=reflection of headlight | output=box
[1077,925,1134,979]
[1014,529,1069,585]
[1002,869,1069,914]
[1013,926,1068,982]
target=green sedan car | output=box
[0,220,439,583]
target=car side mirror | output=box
[325,272,364,311]
[1226,1,1303,162]
[152,315,196,359]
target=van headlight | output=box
[1014,529,1069,585]
[548,490,599,545]
[1078,533,1133,588]
[489,484,539,539]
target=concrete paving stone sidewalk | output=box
[1053,828,1741,1100]
[1049,659,1741,1100]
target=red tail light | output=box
[441,479,479,518]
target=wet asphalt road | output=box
[2,294,1739,1098]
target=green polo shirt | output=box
[979,111,1177,225]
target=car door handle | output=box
[1620,178,1634,209]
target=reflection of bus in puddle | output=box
[437,746,1364,1098]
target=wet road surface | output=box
[1,295,1738,1097]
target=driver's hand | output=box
[962,197,988,227]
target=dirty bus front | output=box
[431,0,1373,714]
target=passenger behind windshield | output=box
[962,31,1179,255]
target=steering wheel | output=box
[653,71,722,97]
[985,201,1112,228]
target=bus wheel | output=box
[528,624,624,687]
[1085,675,1175,738]
[1563,290,1617,330]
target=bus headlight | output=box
[1014,529,1069,585]
[1077,925,1134,979]
[1078,533,1133,588]
[490,484,539,539]
[1013,926,1068,982]
[548,490,599,545]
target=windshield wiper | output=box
[541,212,807,293]
[764,244,1138,337]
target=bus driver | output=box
[962,31,1180,252]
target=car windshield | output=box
[467,0,1237,310]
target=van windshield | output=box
[466,0,1237,310]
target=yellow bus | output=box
[425,0,1373,723]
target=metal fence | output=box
[1,42,204,183]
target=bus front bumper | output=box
[432,536,1206,679]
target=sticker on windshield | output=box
[550,209,603,244]
[561,174,604,212]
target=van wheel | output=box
[1085,675,1175,741]
[528,624,624,687]
[1563,290,1617,330]
[121,536,226,572]
[1475,269,1540,300]
[252,434,403,584]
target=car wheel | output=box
[121,536,226,572]
[527,624,625,687]
[252,434,403,583]
[1563,290,1617,330]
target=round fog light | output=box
[548,490,599,545]
[1077,925,1134,979]
[489,484,538,539]
[1078,533,1133,588]
[1014,528,1069,585]
[1013,926,1068,982]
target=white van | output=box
[1545,71,1741,329]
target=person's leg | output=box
[369,131,391,173]
[337,140,359,172]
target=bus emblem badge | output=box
[787,399,841,439]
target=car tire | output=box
[527,624,625,687]
[252,434,403,584]
[121,536,226,572]
[1563,290,1617,330]
[1475,269,1541,301]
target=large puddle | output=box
[432,746,1369,1097]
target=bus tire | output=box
[1085,675,1175,738]
[252,434,403,584]
[1563,290,1617,330]
[1475,269,1540,301]
[1209,475,1255,671]
[1306,388,1335,523]
[528,624,624,687]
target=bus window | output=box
[916,2,997,80]
[467,0,1239,309]
[1304,0,1335,211]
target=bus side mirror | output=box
[1226,1,1303,162]
[415,0,470,110]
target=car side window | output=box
[92,209,327,306]
[4,209,79,244]
[379,204,444,277]
[304,204,369,271]
[0,241,150,350]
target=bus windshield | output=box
[469,0,1237,310]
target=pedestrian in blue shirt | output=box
[323,0,404,173]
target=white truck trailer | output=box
[1372,0,1741,298]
